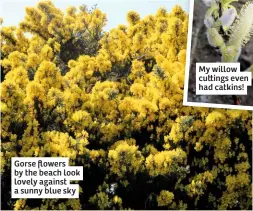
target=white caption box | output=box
[11,157,83,199]
[196,63,252,95]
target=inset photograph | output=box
[184,0,253,110]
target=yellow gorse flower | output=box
[0,1,252,210]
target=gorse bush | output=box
[1,1,252,210]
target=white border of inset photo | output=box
[183,0,253,111]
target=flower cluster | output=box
[0,1,252,210]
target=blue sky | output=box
[0,0,190,31]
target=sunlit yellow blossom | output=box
[1,1,252,210]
